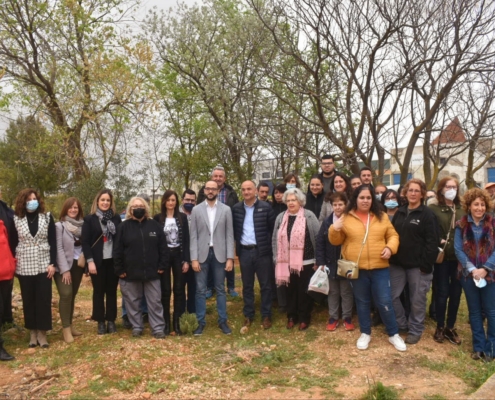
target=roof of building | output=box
[432,117,467,145]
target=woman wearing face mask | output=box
[319,172,352,223]
[454,188,495,361]
[283,173,301,190]
[13,188,56,348]
[305,175,325,220]
[81,189,121,335]
[55,197,86,343]
[381,189,400,220]
[428,177,465,345]
[114,197,168,339]
[154,190,190,335]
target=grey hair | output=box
[282,188,306,207]
[211,164,225,177]
[125,197,151,220]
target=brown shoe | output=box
[243,318,252,327]
[433,327,444,343]
[298,322,309,331]
[444,327,462,345]
[262,317,272,330]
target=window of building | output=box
[393,173,412,185]
[261,172,271,179]
[488,168,495,183]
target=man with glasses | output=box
[317,155,336,193]
[190,181,235,335]
[197,165,239,297]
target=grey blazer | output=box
[55,221,78,274]
[189,200,234,264]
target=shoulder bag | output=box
[337,213,370,279]
[435,208,456,264]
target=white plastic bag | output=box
[308,266,330,295]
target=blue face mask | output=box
[384,200,398,209]
[286,184,296,189]
[26,200,39,212]
[183,203,194,212]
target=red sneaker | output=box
[343,318,355,331]
[326,318,339,331]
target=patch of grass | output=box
[361,380,399,400]
[146,380,167,394]
[116,375,142,392]
[88,379,109,396]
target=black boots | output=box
[173,314,182,336]
[0,344,14,361]
[97,321,106,335]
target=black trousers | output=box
[18,273,52,331]
[160,248,185,320]
[287,265,314,324]
[90,258,119,322]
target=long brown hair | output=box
[436,177,461,206]
[14,188,45,218]
[59,197,84,221]
[90,189,116,215]
[159,190,181,227]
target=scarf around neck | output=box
[63,217,83,237]
[96,208,116,239]
[275,207,306,286]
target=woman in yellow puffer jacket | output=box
[329,184,404,352]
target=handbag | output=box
[78,233,103,268]
[337,213,370,279]
[436,208,456,264]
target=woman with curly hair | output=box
[13,188,56,348]
[454,188,495,361]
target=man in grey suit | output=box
[190,181,235,335]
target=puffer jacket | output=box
[428,198,465,261]
[329,211,399,270]
[232,199,275,257]
[0,220,15,281]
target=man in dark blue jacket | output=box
[233,181,275,329]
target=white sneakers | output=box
[356,333,407,352]
[357,333,371,350]
[389,334,407,351]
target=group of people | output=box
[0,158,494,363]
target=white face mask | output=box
[444,189,457,201]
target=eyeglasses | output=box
[385,196,397,201]
[444,185,457,190]
[407,189,421,193]
[204,187,218,192]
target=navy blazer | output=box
[81,214,121,268]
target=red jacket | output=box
[0,220,15,281]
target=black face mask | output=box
[132,208,146,219]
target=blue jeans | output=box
[460,277,495,357]
[350,268,398,336]
[433,260,462,328]
[208,265,236,292]
[239,248,272,319]
[195,248,227,325]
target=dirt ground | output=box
[0,274,489,399]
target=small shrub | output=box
[180,312,199,334]
[361,381,399,400]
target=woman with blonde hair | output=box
[55,197,85,343]
[81,189,121,335]
[13,188,56,348]
[114,197,167,338]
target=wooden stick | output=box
[30,376,56,393]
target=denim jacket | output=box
[454,214,495,279]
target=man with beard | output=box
[190,181,234,335]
